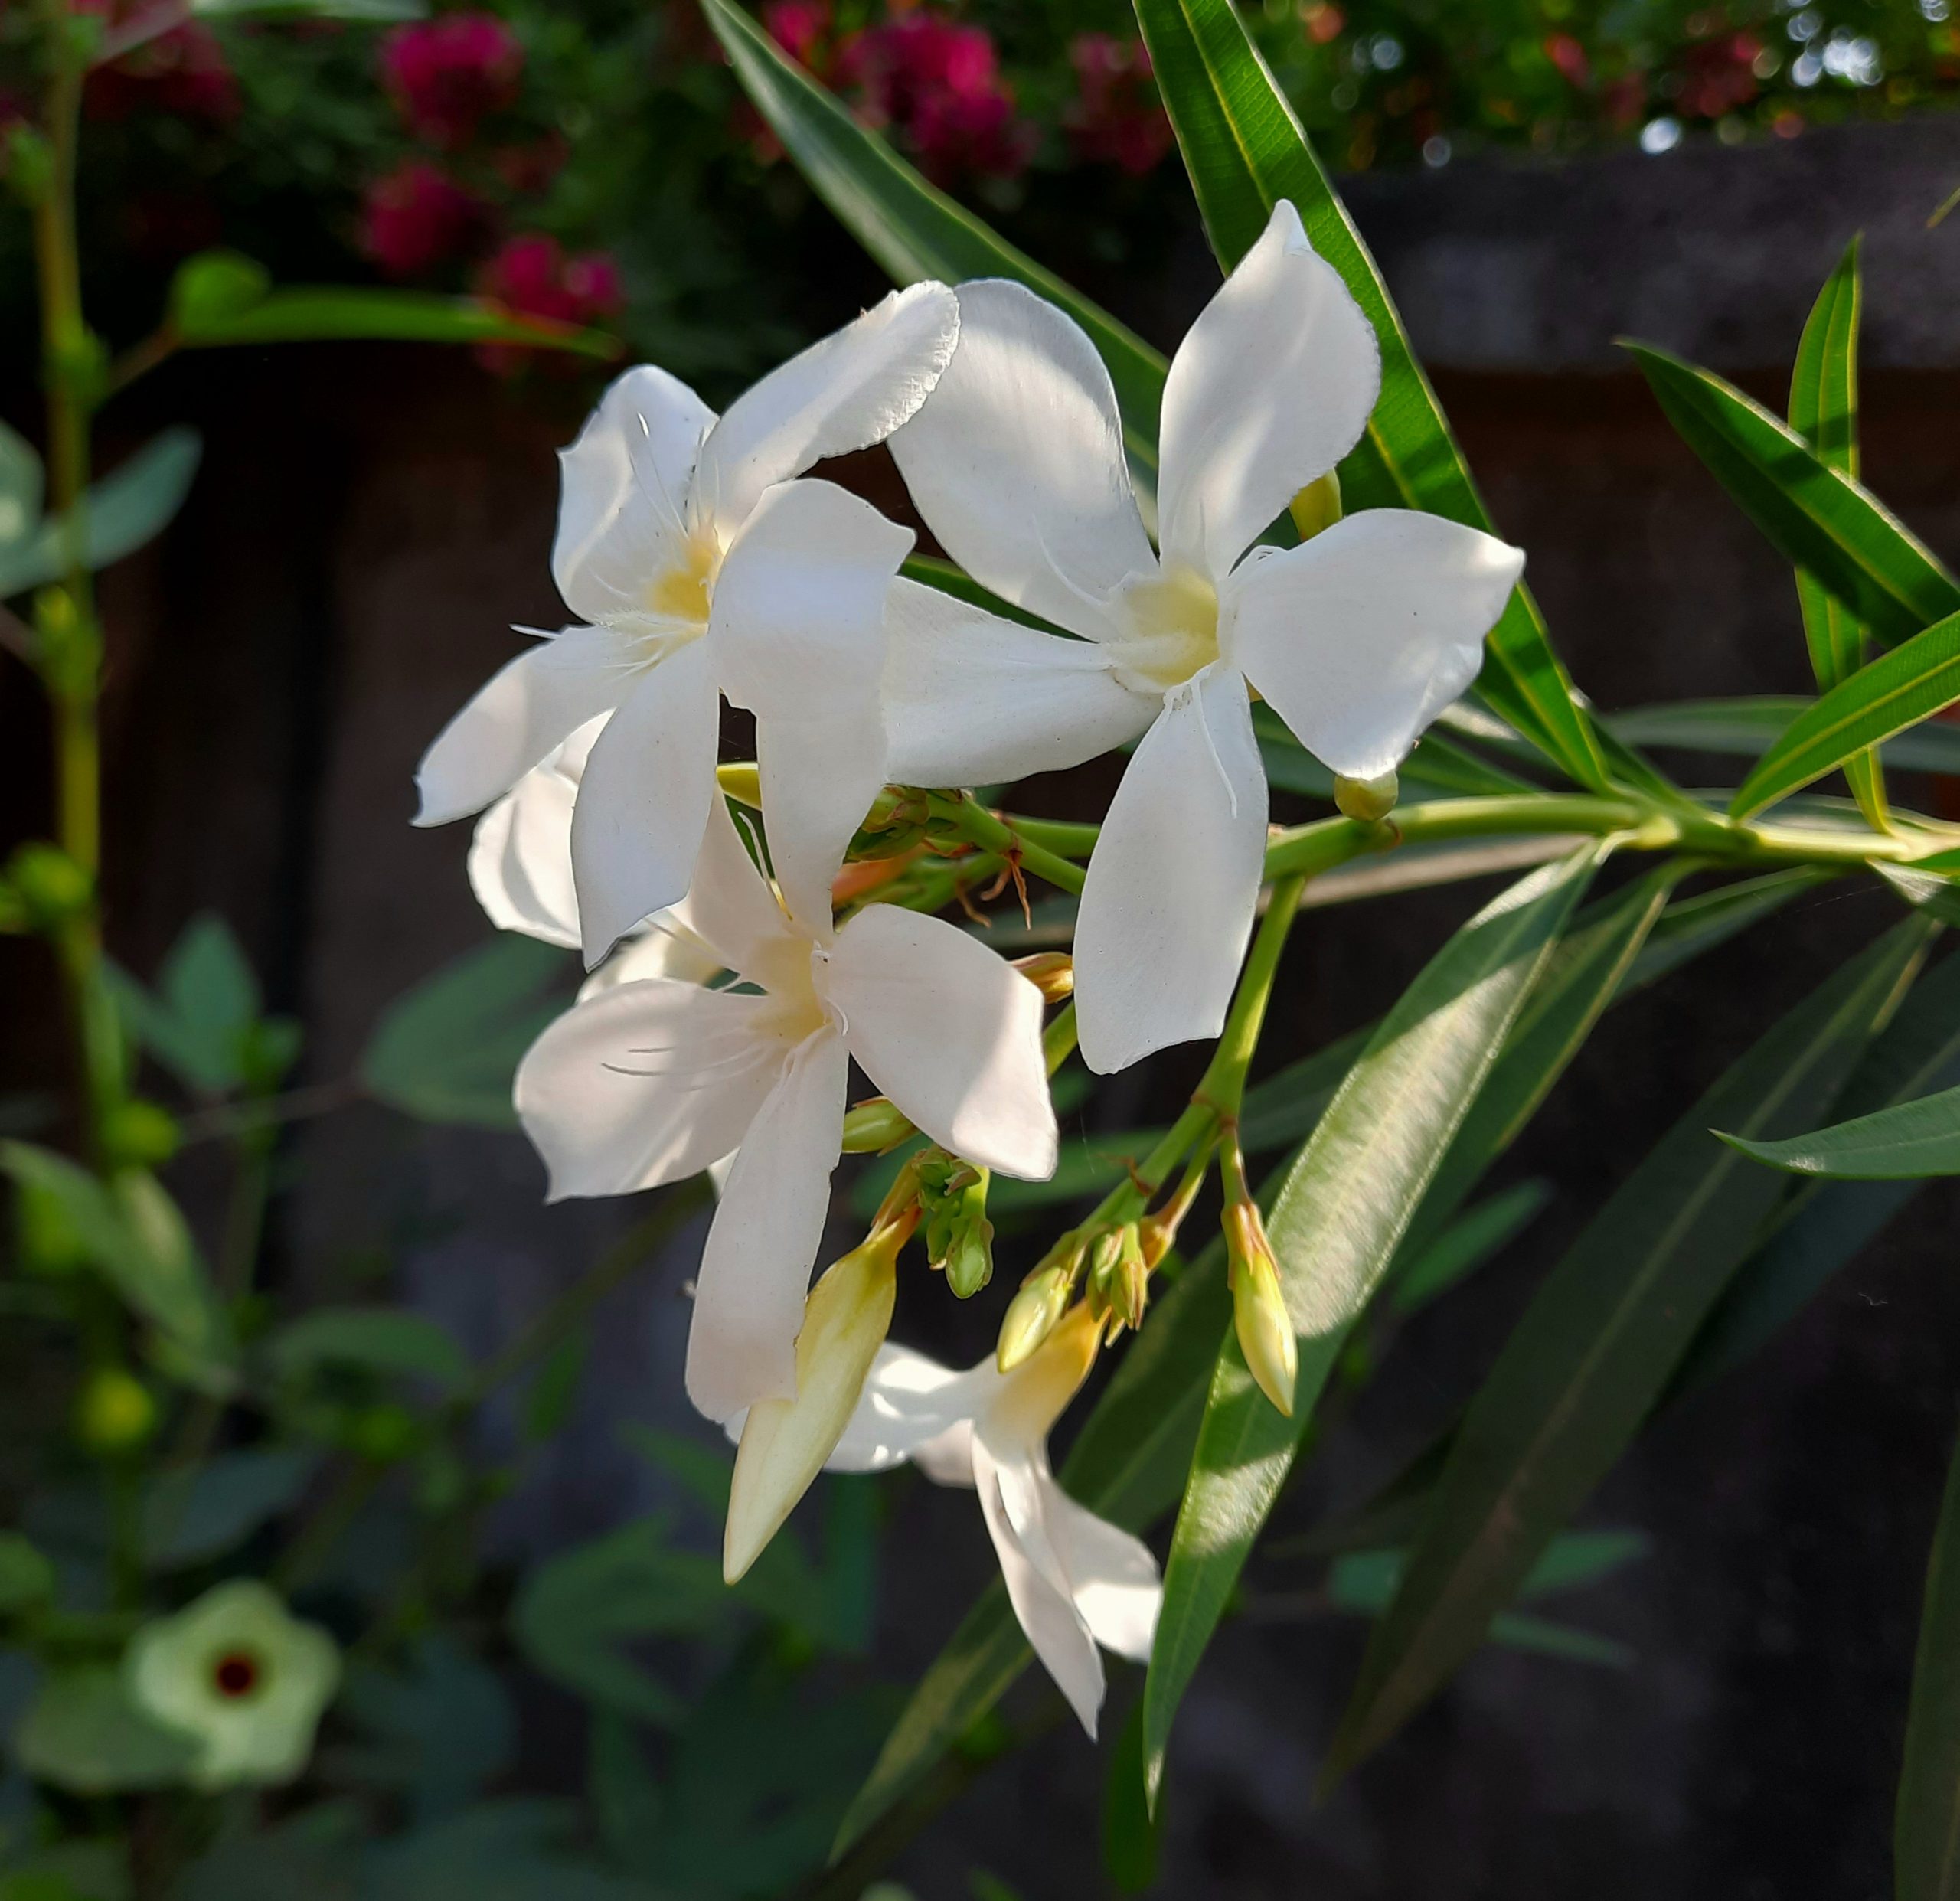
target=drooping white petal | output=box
[514,979,790,1200]
[822,1342,996,1478]
[972,1436,1106,1736]
[692,284,959,532]
[414,627,648,828]
[755,704,887,942]
[823,904,1058,1180]
[887,279,1156,639]
[554,364,716,629]
[662,791,806,996]
[685,1031,851,1422]
[467,749,583,948]
[1044,1486,1161,1661]
[1073,665,1269,1075]
[569,638,720,968]
[577,919,723,999]
[1156,200,1382,582]
[881,578,1153,789]
[1227,508,1525,780]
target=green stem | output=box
[1196,875,1308,1117]
[929,792,1086,895]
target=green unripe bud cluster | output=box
[4,842,92,933]
[917,1151,993,1299]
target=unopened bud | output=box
[102,1099,180,1171]
[997,1259,1075,1373]
[1135,1210,1178,1273]
[1084,1227,1125,1321]
[1114,1223,1149,1330]
[1289,468,1343,542]
[840,1097,916,1155]
[1011,952,1075,1004]
[725,1220,906,1583]
[1334,770,1400,824]
[6,842,92,932]
[925,1164,993,1300]
[714,762,761,808]
[1225,1203,1296,1417]
[74,1366,157,1456]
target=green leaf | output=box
[13,1667,198,1793]
[113,913,261,1095]
[268,1307,471,1391]
[1325,917,1936,1781]
[1101,1700,1163,1896]
[1676,946,1960,1396]
[1609,697,1960,777]
[167,256,615,358]
[332,1639,515,1824]
[512,1519,727,1726]
[1730,609,1960,818]
[1142,843,1606,1795]
[0,420,44,550]
[701,0,1165,479]
[0,430,202,599]
[1132,0,1609,792]
[1788,240,1886,829]
[1899,1419,1960,1901]
[1627,341,1960,648]
[191,0,425,18]
[1391,1179,1552,1317]
[361,936,570,1130]
[0,1533,54,1615]
[1621,867,1837,994]
[1720,1083,1960,1178]
[142,1447,319,1568]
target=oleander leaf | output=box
[1608,698,1960,777]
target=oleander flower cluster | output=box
[413,199,1524,1731]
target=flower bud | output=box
[725,1219,906,1583]
[839,1096,916,1155]
[1011,952,1075,1004]
[714,761,762,808]
[1334,770,1400,823]
[5,842,92,933]
[1289,468,1343,541]
[74,1366,158,1456]
[102,1099,181,1171]
[1084,1227,1124,1321]
[997,1258,1075,1373]
[1224,1202,1296,1417]
[1114,1223,1149,1331]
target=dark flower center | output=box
[211,1648,263,1699]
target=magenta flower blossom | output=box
[380,11,524,149]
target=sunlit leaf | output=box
[0,430,202,598]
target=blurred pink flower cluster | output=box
[77,1,239,125]
[358,11,621,374]
[1063,32,1171,176]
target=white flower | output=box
[467,716,724,996]
[881,201,1524,1073]
[124,1580,340,1791]
[416,284,961,964]
[514,795,1059,1422]
[825,1305,1160,1735]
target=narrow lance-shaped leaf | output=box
[1789,239,1887,829]
[699,0,1165,477]
[1325,916,1936,1781]
[1628,341,1960,648]
[1130,0,1610,793]
[1898,1419,1960,1901]
[1731,607,1960,818]
[1720,1083,1960,1179]
[1609,697,1960,778]
[1142,843,1607,1796]
[0,430,202,599]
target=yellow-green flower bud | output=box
[714,761,762,808]
[1334,770,1400,823]
[1011,952,1075,1004]
[996,1259,1075,1373]
[839,1096,916,1155]
[1114,1223,1149,1331]
[17,1179,90,1279]
[102,1099,181,1171]
[1289,468,1343,541]
[725,1218,907,1583]
[6,842,91,933]
[74,1367,157,1456]
[1224,1203,1297,1417]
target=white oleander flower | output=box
[824,1305,1160,1734]
[514,795,1058,1422]
[467,717,724,995]
[124,1580,340,1791]
[416,284,960,962]
[881,201,1524,1073]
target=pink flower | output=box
[1064,33,1171,177]
[475,233,624,375]
[358,161,485,278]
[764,0,832,72]
[380,11,524,149]
[83,15,239,126]
[838,11,1031,185]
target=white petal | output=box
[1228,509,1525,780]
[886,279,1156,638]
[1157,200,1381,580]
[823,1342,995,1478]
[514,979,789,1200]
[1045,1487,1161,1662]
[710,478,913,726]
[467,750,583,948]
[755,703,888,943]
[569,639,720,967]
[973,1437,1106,1736]
[693,283,959,531]
[685,1031,850,1422]
[881,577,1152,789]
[554,364,716,629]
[1073,667,1269,1075]
[414,626,646,827]
[662,792,806,993]
[577,918,724,999]
[825,904,1058,1180]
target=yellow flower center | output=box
[642,531,719,628]
[1107,564,1220,693]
